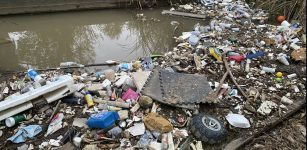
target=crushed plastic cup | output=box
[287,73,297,79]
[73,137,82,147]
[277,53,289,65]
[226,114,250,128]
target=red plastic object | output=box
[277,16,286,23]
[228,55,245,63]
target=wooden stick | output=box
[205,71,228,103]
[222,54,249,100]
[162,10,207,19]
[1,62,119,74]
[46,100,62,124]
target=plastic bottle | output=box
[106,85,112,97]
[209,48,222,61]
[5,114,26,127]
[117,63,133,72]
[62,97,85,105]
[246,51,265,59]
[20,83,35,94]
[84,92,94,107]
[27,69,46,86]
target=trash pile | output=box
[0,59,219,149]
[160,0,306,134]
[173,0,268,22]
[0,0,306,149]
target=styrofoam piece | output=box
[0,75,76,121]
[226,114,251,128]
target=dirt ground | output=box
[244,108,306,150]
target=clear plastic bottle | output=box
[27,69,46,86]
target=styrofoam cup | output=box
[277,54,289,65]
[73,137,82,147]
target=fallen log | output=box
[224,98,306,150]
[162,10,207,19]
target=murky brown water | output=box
[0,8,201,72]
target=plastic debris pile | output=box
[0,0,306,149]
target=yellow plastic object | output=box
[84,93,94,107]
[133,61,141,70]
[209,48,222,61]
[276,72,283,78]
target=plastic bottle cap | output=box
[276,72,283,78]
[275,78,283,82]
[5,117,15,127]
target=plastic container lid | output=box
[5,117,15,127]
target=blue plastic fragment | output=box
[246,51,265,59]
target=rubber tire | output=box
[190,113,227,144]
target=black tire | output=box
[190,113,227,144]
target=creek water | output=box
[0,8,202,72]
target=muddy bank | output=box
[0,0,194,16]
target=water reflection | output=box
[0,9,200,72]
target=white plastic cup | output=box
[277,54,289,65]
[290,43,300,50]
[262,67,276,73]
[281,96,293,105]
[281,20,291,27]
[73,137,82,147]
[287,73,297,79]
